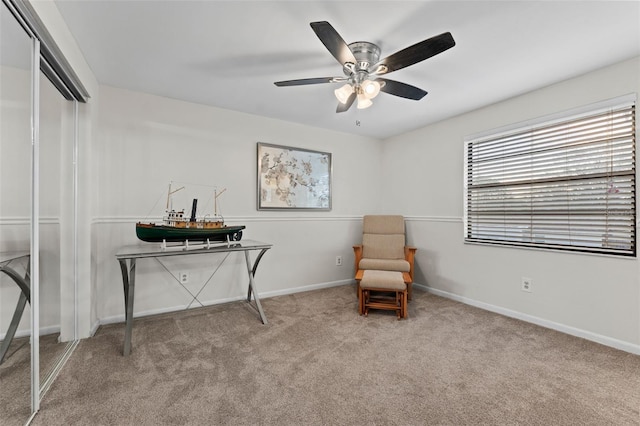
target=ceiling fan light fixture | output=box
[361,79,381,99]
[356,93,373,109]
[334,84,354,104]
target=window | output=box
[464,97,636,256]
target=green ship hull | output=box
[136,223,245,243]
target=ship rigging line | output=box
[143,188,169,221]
[142,183,226,221]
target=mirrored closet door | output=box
[0,2,34,424]
[38,65,77,397]
[1,0,87,422]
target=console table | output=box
[0,251,30,364]
[115,240,272,356]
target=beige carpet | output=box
[1,333,69,426]
[31,285,639,425]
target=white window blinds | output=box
[465,101,636,256]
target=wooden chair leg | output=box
[403,290,408,319]
[361,288,368,316]
[363,289,369,317]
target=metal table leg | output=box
[0,264,31,364]
[119,258,136,356]
[244,249,268,325]
[246,248,268,303]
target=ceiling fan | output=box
[274,21,455,113]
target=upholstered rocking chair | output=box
[353,215,416,319]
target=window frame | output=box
[463,94,637,257]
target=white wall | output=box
[93,86,383,324]
[382,57,640,353]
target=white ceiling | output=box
[52,1,640,139]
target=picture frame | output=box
[257,142,332,210]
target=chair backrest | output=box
[362,215,405,260]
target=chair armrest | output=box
[353,245,363,278]
[405,246,417,258]
[404,246,417,282]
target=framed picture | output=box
[257,142,332,210]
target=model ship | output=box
[136,184,245,244]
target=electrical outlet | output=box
[521,276,532,292]
[179,272,189,284]
[336,256,343,266]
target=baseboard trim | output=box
[90,319,101,337]
[0,325,60,341]
[414,283,640,355]
[259,279,353,299]
[99,294,247,326]
[98,279,354,327]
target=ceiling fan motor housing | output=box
[346,41,381,74]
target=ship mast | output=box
[166,182,185,210]
[214,188,227,217]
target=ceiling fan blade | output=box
[336,92,357,113]
[371,32,455,75]
[310,21,358,66]
[378,78,428,100]
[274,77,342,87]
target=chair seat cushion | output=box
[360,270,406,291]
[359,258,410,273]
